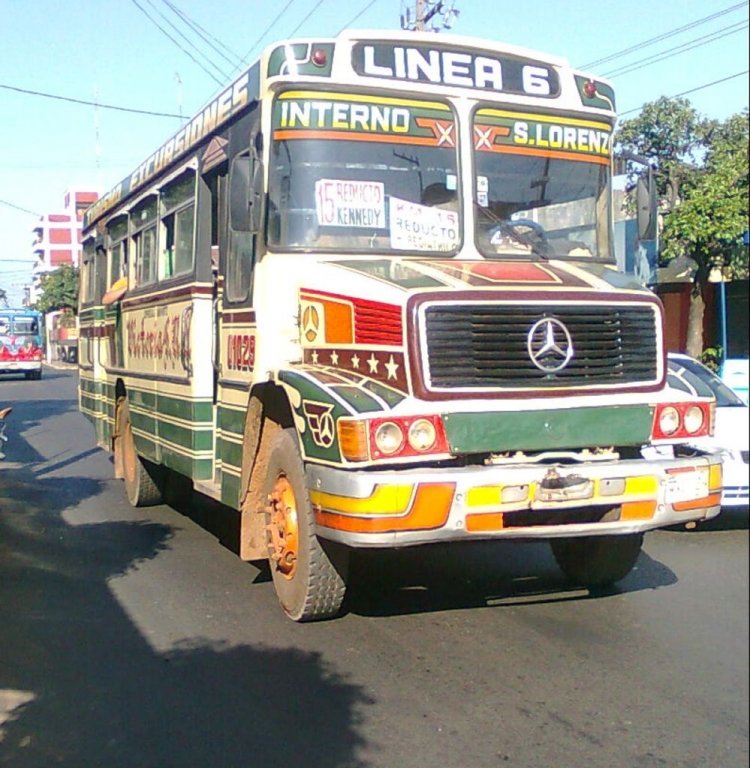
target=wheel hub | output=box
[266,475,299,578]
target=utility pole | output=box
[401,1,459,33]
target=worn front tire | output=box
[263,427,349,622]
[550,533,643,587]
[115,399,162,507]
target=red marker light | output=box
[311,48,328,67]
[583,80,597,98]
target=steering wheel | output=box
[487,218,549,254]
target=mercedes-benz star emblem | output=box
[527,317,574,373]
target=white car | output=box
[666,353,749,508]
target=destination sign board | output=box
[351,42,560,98]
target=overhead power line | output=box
[336,0,380,33]
[604,21,749,78]
[160,0,245,72]
[237,0,297,71]
[0,199,40,217]
[288,0,328,37]
[140,0,231,81]
[0,83,182,118]
[618,69,749,117]
[128,0,226,85]
[579,0,748,69]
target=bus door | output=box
[211,149,260,508]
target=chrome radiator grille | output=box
[422,303,660,390]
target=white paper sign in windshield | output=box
[315,180,386,229]
[389,196,459,251]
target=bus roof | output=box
[82,29,615,231]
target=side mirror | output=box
[636,170,657,241]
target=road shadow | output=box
[0,379,79,466]
[344,538,677,619]
[661,505,749,533]
[693,505,749,532]
[0,470,371,767]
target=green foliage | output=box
[34,264,80,314]
[615,97,707,204]
[616,102,749,277]
[659,108,749,281]
[700,346,723,373]
[615,101,748,358]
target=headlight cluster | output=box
[340,414,448,462]
[374,418,438,455]
[653,402,709,440]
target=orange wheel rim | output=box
[266,475,299,579]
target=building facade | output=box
[29,189,98,304]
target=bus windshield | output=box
[0,313,40,336]
[472,106,613,261]
[268,90,460,254]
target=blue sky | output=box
[1,0,748,304]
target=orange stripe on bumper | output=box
[620,500,657,520]
[673,493,722,512]
[315,483,455,533]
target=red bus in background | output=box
[0,309,44,380]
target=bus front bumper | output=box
[0,361,41,373]
[307,453,723,547]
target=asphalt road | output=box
[1,367,748,768]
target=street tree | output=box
[616,99,749,358]
[34,264,80,314]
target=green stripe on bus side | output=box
[162,448,213,481]
[127,387,158,411]
[218,405,246,435]
[130,409,157,440]
[443,405,655,454]
[132,431,158,463]
[125,386,213,423]
[80,394,100,414]
[158,394,213,422]
[221,472,241,508]
[218,436,244,470]
[158,419,214,452]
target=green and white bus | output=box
[79,29,722,621]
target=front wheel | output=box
[263,427,349,621]
[550,533,643,587]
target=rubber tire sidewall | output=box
[263,427,348,622]
[550,533,644,587]
[117,400,162,508]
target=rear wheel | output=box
[263,427,349,621]
[115,399,162,507]
[550,533,643,587]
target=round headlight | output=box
[408,418,437,452]
[374,422,404,455]
[683,405,705,434]
[659,406,680,435]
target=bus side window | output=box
[160,169,196,280]
[106,215,129,290]
[132,196,158,286]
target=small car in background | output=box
[666,353,749,508]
